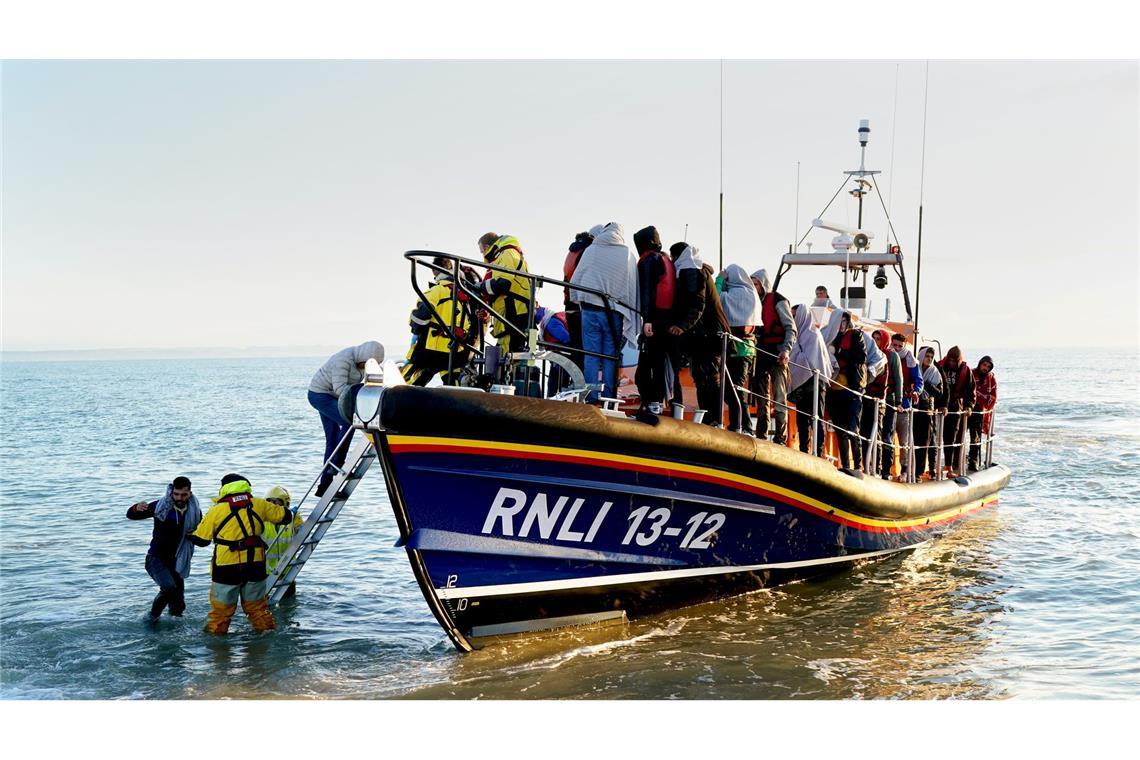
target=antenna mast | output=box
[914,61,930,336]
[718,59,724,272]
[793,161,801,253]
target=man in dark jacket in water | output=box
[127,476,202,621]
[669,242,733,426]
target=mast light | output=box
[858,119,870,147]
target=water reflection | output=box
[402,512,1008,699]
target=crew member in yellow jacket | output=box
[188,473,292,634]
[262,485,302,599]
[479,234,533,353]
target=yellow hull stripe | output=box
[383,434,998,531]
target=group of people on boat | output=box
[399,225,998,482]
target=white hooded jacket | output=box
[720,264,763,328]
[789,303,833,392]
[569,222,641,347]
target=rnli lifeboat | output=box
[349,120,1008,652]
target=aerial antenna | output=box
[887,63,900,244]
[793,161,801,253]
[914,60,930,336]
[718,59,725,271]
[684,223,689,242]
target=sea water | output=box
[1,350,1137,699]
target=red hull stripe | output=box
[386,439,998,533]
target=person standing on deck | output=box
[718,264,762,434]
[938,346,976,474]
[478,235,533,355]
[968,356,998,471]
[561,230,594,367]
[403,258,477,387]
[828,312,867,470]
[308,341,385,497]
[569,223,639,402]
[890,333,924,480]
[671,243,731,426]
[812,286,837,309]
[187,474,293,634]
[788,304,832,456]
[750,269,797,444]
[852,328,887,471]
[127,476,202,621]
[866,330,903,479]
[633,225,677,414]
[914,347,946,479]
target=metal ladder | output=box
[266,432,377,608]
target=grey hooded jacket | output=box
[309,341,385,397]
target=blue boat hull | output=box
[363,386,1007,651]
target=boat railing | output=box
[719,331,997,481]
[404,250,638,396]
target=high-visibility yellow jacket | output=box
[263,512,303,573]
[483,237,532,341]
[190,480,290,568]
[412,277,474,354]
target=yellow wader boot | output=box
[242,596,276,632]
[205,598,237,634]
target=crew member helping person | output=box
[188,474,293,634]
[404,258,477,386]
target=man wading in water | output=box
[127,476,202,622]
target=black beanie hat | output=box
[220,473,247,487]
[633,226,662,254]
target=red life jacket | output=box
[836,330,854,373]
[654,252,676,311]
[867,353,900,399]
[760,292,787,345]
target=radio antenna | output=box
[718,59,725,272]
[793,161,801,252]
[887,63,900,243]
[914,60,930,336]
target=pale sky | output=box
[2,60,1137,353]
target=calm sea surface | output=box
[1,350,1137,699]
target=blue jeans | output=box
[145,554,185,617]
[308,389,352,495]
[581,307,623,401]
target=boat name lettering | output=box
[622,507,726,549]
[481,487,611,544]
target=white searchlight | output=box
[812,218,874,252]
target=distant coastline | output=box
[0,345,355,363]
